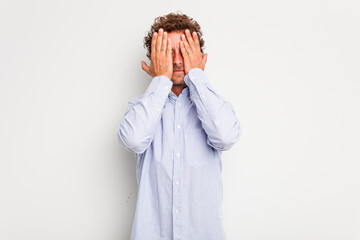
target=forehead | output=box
[167,30,185,48]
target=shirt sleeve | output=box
[183,68,241,151]
[117,75,173,154]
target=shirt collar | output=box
[168,86,190,103]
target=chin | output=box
[172,80,186,87]
[171,76,184,83]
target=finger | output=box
[181,33,192,54]
[161,31,168,54]
[141,61,151,75]
[151,32,157,59]
[180,40,189,58]
[166,38,172,58]
[202,53,208,67]
[156,28,164,53]
[193,31,200,51]
[185,29,196,51]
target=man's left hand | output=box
[180,29,208,75]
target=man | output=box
[117,12,241,240]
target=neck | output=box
[171,85,187,97]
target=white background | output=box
[1,0,359,239]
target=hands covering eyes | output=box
[141,28,208,79]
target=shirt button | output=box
[177,124,181,129]
[175,209,179,213]
[176,152,180,157]
[175,181,179,186]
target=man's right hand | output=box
[141,28,173,80]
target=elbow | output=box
[207,135,239,151]
[224,129,241,150]
[207,122,241,151]
[117,124,149,154]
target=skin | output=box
[141,28,208,97]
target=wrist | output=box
[156,74,172,80]
[186,67,203,74]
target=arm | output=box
[118,28,173,154]
[184,68,241,151]
[179,29,241,151]
[117,75,173,154]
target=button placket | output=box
[173,99,183,239]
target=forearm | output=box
[184,68,241,151]
[117,75,173,154]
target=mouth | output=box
[173,70,184,73]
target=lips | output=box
[173,70,184,72]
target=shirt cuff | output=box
[184,68,208,86]
[145,75,173,96]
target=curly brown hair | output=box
[144,11,205,60]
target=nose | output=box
[173,47,183,67]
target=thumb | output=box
[202,53,208,69]
[141,61,151,76]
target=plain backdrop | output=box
[1,0,359,239]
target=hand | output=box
[141,28,173,79]
[179,29,208,75]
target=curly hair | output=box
[144,11,205,60]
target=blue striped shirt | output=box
[117,68,241,240]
